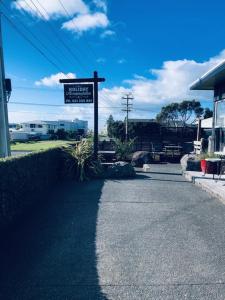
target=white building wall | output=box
[20,119,88,134]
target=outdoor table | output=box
[205,158,221,179]
[164,145,183,159]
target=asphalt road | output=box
[1,164,225,299]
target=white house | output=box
[190,60,225,152]
[20,119,88,135]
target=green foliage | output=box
[197,151,219,160]
[115,139,135,161]
[203,108,213,119]
[55,128,68,140]
[107,115,161,140]
[107,119,126,140]
[156,100,208,126]
[64,140,103,181]
[0,148,63,228]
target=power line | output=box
[53,0,113,105]
[19,0,80,72]
[9,101,124,109]
[8,100,151,112]
[57,0,98,61]
[1,1,72,76]
[11,0,112,105]
[2,12,70,75]
[29,0,88,72]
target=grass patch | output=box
[10,140,75,152]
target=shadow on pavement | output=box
[0,180,108,299]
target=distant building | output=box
[20,119,88,135]
[9,123,20,129]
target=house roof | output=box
[128,119,156,123]
[190,60,225,90]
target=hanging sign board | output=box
[64,84,93,104]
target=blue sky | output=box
[2,0,225,129]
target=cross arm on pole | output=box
[59,78,105,83]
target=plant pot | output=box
[205,160,220,175]
[200,159,207,173]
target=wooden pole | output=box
[93,71,98,159]
[197,118,202,141]
[60,71,105,159]
[0,14,10,157]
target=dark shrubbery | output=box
[0,148,63,228]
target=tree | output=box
[55,129,68,140]
[156,103,179,126]
[203,108,213,119]
[156,100,206,126]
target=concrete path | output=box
[184,170,225,203]
[1,164,225,299]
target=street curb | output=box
[183,171,225,205]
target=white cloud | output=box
[93,0,107,13]
[101,29,116,38]
[13,0,111,35]
[13,0,89,20]
[11,50,225,129]
[62,12,109,34]
[35,72,76,87]
[123,50,225,105]
[95,50,225,123]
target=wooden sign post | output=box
[60,71,105,159]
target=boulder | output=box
[180,154,201,172]
[105,161,136,179]
[131,151,152,167]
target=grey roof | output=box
[190,60,225,90]
[128,119,156,123]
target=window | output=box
[215,100,225,128]
[38,125,43,128]
[30,124,35,128]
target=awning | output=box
[190,60,225,90]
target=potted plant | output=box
[198,152,219,174]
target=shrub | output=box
[63,140,103,181]
[115,139,135,161]
[0,148,63,228]
[197,152,219,160]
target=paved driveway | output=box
[1,164,225,299]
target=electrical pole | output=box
[122,93,133,141]
[0,14,10,158]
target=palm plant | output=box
[64,140,103,181]
[115,138,135,161]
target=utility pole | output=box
[0,14,10,158]
[122,93,133,141]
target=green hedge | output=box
[0,148,63,228]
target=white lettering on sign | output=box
[64,84,94,104]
